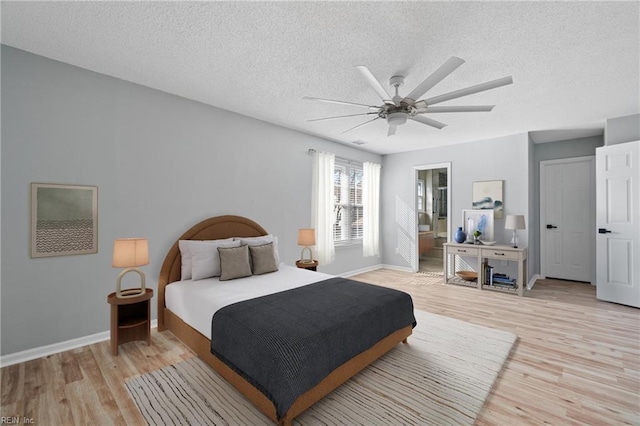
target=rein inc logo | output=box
[0,418,34,424]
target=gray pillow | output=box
[218,245,252,281]
[249,243,279,275]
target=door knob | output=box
[546,224,558,229]
[598,228,612,234]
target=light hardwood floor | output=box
[2,270,639,425]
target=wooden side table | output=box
[107,288,153,355]
[296,260,319,271]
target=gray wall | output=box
[606,114,640,145]
[381,133,530,275]
[0,46,382,355]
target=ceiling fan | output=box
[304,57,513,136]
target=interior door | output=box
[596,141,640,307]
[540,157,595,283]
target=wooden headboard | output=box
[157,215,268,330]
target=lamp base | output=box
[117,287,145,298]
[116,267,146,299]
[510,229,519,248]
[300,247,314,264]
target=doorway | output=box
[415,163,451,274]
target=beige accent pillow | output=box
[236,235,280,264]
[249,243,279,275]
[218,245,252,281]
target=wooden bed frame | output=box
[157,215,412,426]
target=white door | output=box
[540,157,595,283]
[596,141,640,307]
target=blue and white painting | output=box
[472,180,503,219]
[462,209,495,241]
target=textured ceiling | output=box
[2,1,638,154]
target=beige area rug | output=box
[125,310,516,425]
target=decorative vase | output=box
[466,218,475,243]
[454,227,466,243]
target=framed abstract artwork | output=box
[462,209,494,241]
[31,183,98,258]
[472,180,503,219]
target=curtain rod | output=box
[307,149,381,167]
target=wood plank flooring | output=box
[1,270,639,425]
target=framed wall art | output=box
[31,183,98,258]
[462,209,494,242]
[472,180,503,219]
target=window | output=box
[417,179,425,212]
[333,159,363,245]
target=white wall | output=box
[380,133,530,273]
[0,46,382,355]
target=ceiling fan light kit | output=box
[305,56,513,137]
[387,111,408,126]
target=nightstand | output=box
[296,260,319,271]
[107,288,153,355]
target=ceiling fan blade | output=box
[341,116,380,134]
[308,112,378,122]
[388,125,397,136]
[417,105,496,113]
[424,76,513,106]
[403,56,465,103]
[410,115,447,129]
[355,66,394,105]
[303,96,379,110]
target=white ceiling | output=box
[2,1,638,155]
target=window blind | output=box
[333,158,363,245]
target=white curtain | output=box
[363,161,381,257]
[312,151,335,265]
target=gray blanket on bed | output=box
[210,277,416,421]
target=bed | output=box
[157,215,416,426]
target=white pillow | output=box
[178,238,234,280]
[236,235,280,264]
[190,239,242,281]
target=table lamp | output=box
[504,215,525,248]
[112,238,149,298]
[297,228,316,263]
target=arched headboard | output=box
[157,215,268,330]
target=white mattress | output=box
[165,264,333,339]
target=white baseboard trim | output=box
[379,264,415,274]
[339,263,416,278]
[340,264,384,278]
[528,274,544,290]
[0,319,158,368]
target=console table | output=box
[443,243,528,296]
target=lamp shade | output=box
[504,215,526,230]
[297,228,316,246]
[112,238,149,268]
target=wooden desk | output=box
[443,243,528,296]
